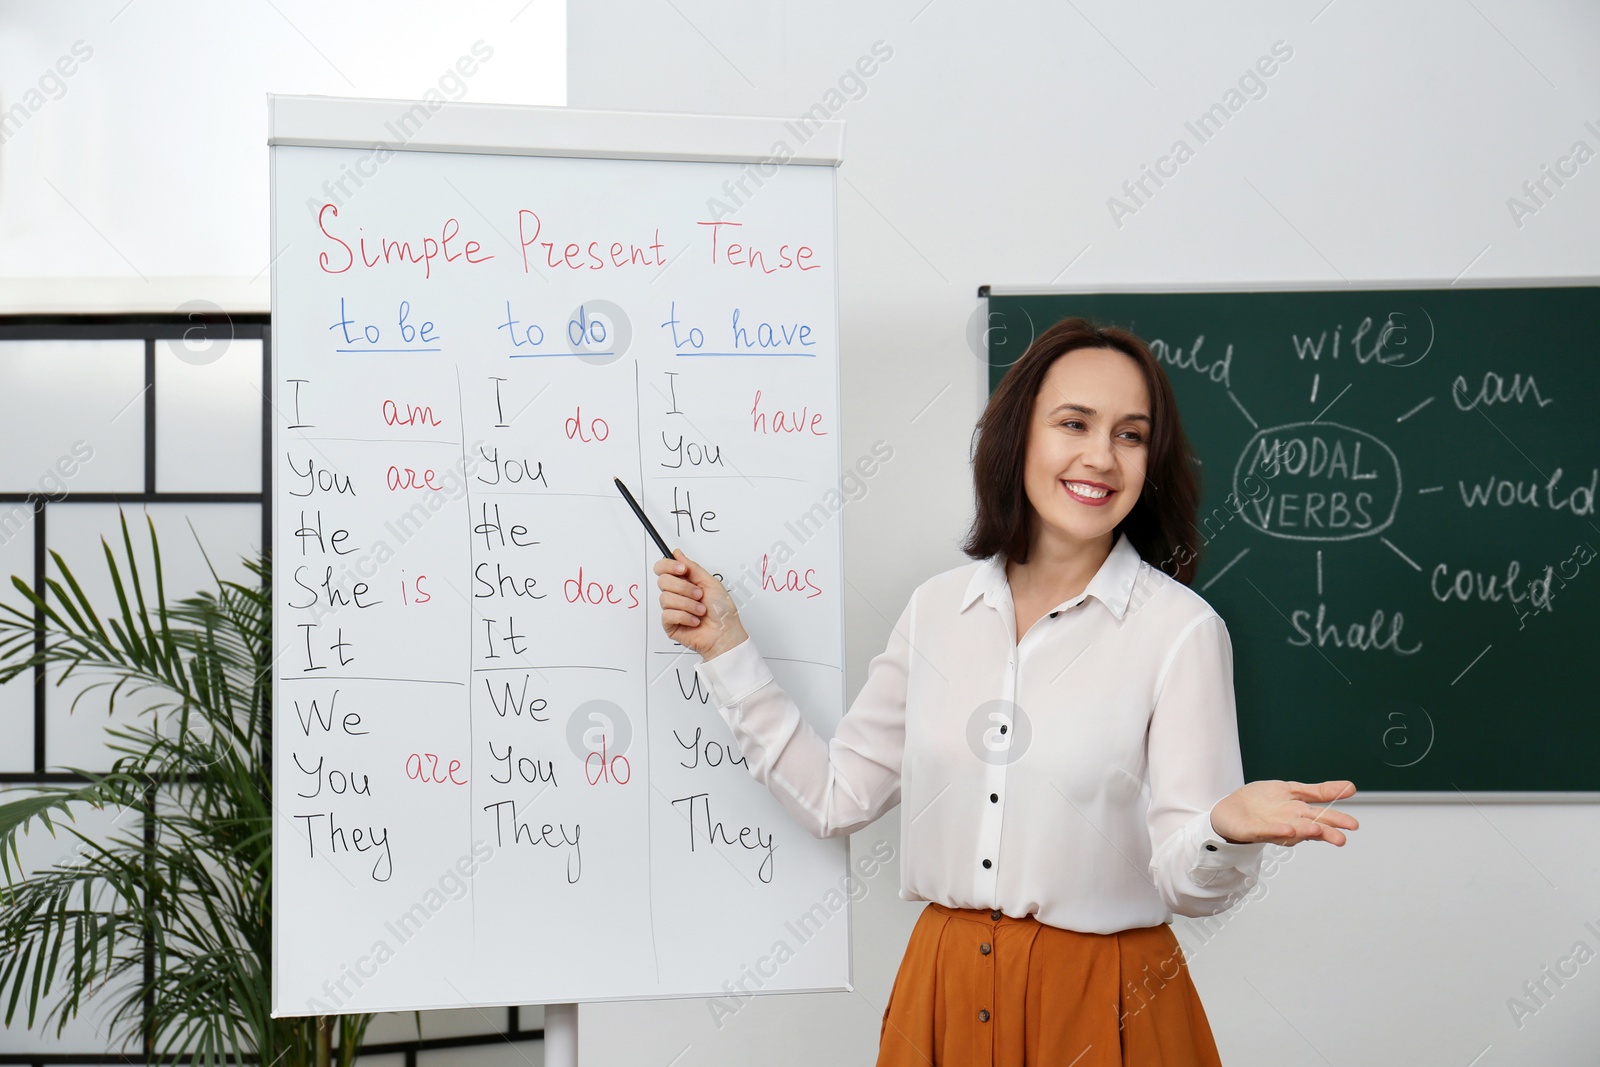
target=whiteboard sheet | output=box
[269,116,850,1014]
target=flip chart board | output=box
[982,285,1600,796]
[269,97,852,1014]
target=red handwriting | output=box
[516,210,666,273]
[405,752,467,785]
[751,390,828,435]
[698,221,819,272]
[585,736,632,786]
[564,406,610,442]
[564,566,641,608]
[399,572,430,605]
[382,400,442,427]
[317,205,492,278]
[386,466,444,491]
[761,554,822,598]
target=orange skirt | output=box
[877,904,1223,1067]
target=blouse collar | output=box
[959,532,1144,621]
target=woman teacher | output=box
[652,317,1359,1065]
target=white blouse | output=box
[693,532,1268,934]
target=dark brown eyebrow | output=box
[1048,402,1151,424]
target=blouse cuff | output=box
[692,635,774,709]
[1194,806,1267,871]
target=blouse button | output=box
[989,793,998,803]
[999,724,1008,735]
[981,859,992,869]
[1205,844,1218,851]
[980,942,992,955]
[978,1009,991,1022]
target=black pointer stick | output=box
[613,476,675,560]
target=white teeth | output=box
[1064,481,1109,499]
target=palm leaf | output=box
[0,509,372,1065]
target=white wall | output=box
[0,0,565,311]
[566,2,1600,1065]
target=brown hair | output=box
[962,316,1203,585]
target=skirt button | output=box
[980,942,991,955]
[978,1009,991,1022]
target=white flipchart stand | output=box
[267,96,851,1066]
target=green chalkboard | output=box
[983,286,1600,794]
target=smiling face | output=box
[1021,346,1151,556]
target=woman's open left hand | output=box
[1208,780,1359,847]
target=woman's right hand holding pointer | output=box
[652,549,749,661]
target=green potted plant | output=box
[0,511,371,1066]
